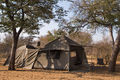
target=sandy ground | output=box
[0,58,120,80]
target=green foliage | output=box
[70,0,120,29]
[46,29,67,41]
[40,29,92,45]
[69,31,92,45]
[0,0,65,34]
[0,0,67,70]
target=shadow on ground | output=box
[0,58,120,78]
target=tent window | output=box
[47,50,61,59]
[71,51,76,58]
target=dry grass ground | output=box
[0,58,120,80]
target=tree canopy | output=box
[70,0,120,29]
[0,0,66,70]
[39,29,92,47]
[0,0,65,34]
[67,0,120,72]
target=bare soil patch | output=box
[0,58,120,80]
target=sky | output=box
[39,1,72,36]
[38,1,116,42]
[0,1,117,42]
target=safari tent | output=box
[4,45,38,68]
[4,36,89,71]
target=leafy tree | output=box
[69,31,92,45]
[39,29,67,48]
[46,29,67,41]
[40,29,92,47]
[0,0,65,70]
[68,0,120,72]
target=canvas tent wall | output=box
[4,36,88,71]
[33,50,70,70]
[4,45,27,67]
[4,45,38,69]
[33,36,88,70]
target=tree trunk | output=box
[8,34,18,70]
[109,26,114,49]
[109,29,120,72]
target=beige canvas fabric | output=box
[4,36,89,71]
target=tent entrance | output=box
[70,51,82,70]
